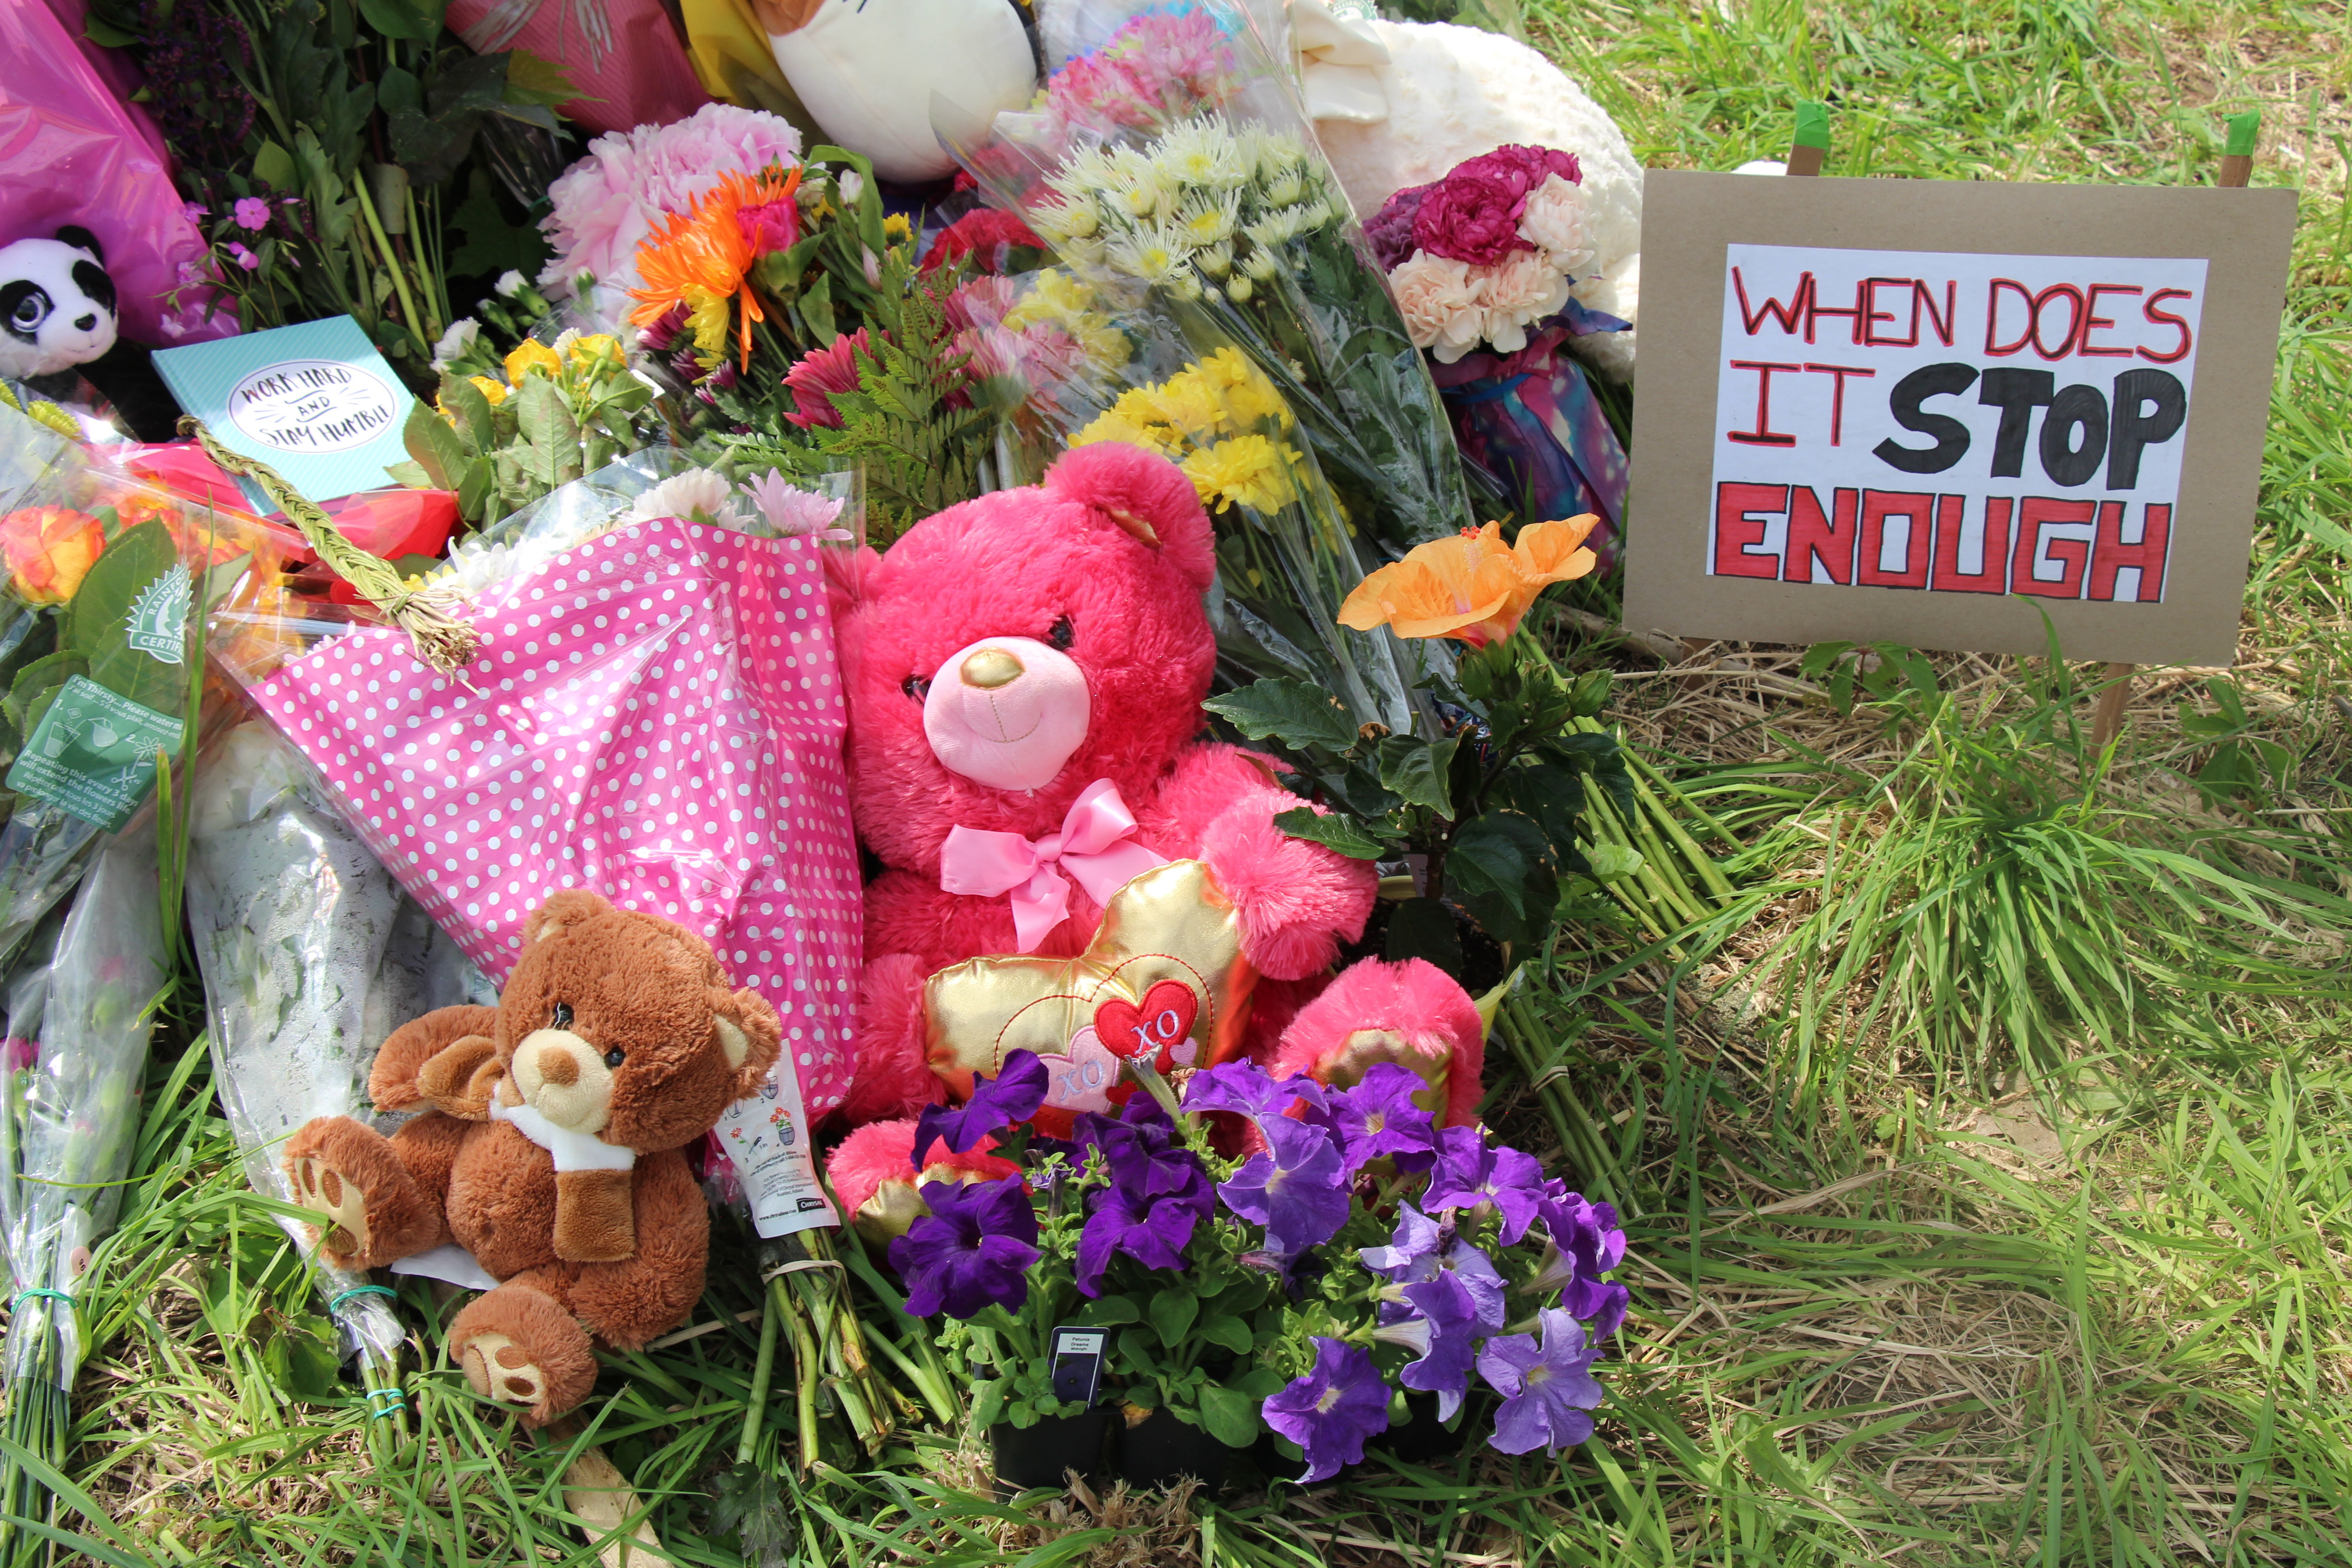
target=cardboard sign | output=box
[1624,174,2297,664]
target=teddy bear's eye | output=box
[603,1047,626,1069]
[551,1002,573,1028]
[1048,615,1075,651]
[901,674,931,701]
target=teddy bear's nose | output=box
[536,1044,579,1087]
[959,647,1024,690]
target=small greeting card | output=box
[152,317,417,505]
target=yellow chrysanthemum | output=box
[1181,435,1298,514]
[1120,374,1227,441]
[882,212,913,242]
[684,288,732,357]
[503,339,562,384]
[1191,347,1292,430]
[1071,408,1176,456]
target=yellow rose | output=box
[502,338,564,383]
[467,376,510,407]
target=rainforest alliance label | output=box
[5,676,181,830]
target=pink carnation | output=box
[539,103,803,294]
[1516,176,1593,274]
[737,193,802,255]
[1389,253,1487,361]
[921,209,1046,275]
[1411,145,1585,268]
[1475,249,1572,354]
[1046,6,1240,130]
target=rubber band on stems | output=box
[10,1290,74,1312]
[363,1386,408,1421]
[328,1285,399,1313]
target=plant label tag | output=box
[715,1049,841,1239]
[1050,1327,1107,1409]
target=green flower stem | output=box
[1124,1055,1187,1122]
[353,172,428,345]
[737,1280,782,1467]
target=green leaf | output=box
[82,16,140,47]
[447,170,551,281]
[1585,842,1643,883]
[356,0,435,39]
[1116,1326,1157,1371]
[1378,733,1459,817]
[1449,812,1550,916]
[3,652,86,735]
[252,139,299,192]
[1149,1287,1199,1348]
[1075,1294,1141,1327]
[375,65,425,117]
[404,397,474,485]
[438,373,497,451]
[1197,1315,1253,1355]
[1202,678,1361,754]
[1197,1382,1262,1447]
[800,271,838,346]
[970,1377,1007,1429]
[1272,806,1390,859]
[503,49,580,107]
[1387,897,1464,971]
[514,374,581,490]
[1232,1365,1287,1400]
[66,521,176,657]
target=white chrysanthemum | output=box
[1240,247,1279,281]
[1263,169,1306,207]
[1109,226,1196,287]
[1195,241,1235,278]
[627,469,738,527]
[1243,209,1309,250]
[1176,190,1240,248]
[1156,119,1246,189]
[1235,127,1282,181]
[1061,233,1111,270]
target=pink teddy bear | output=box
[831,441,1382,1124]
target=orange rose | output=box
[1338,517,1599,648]
[1,506,106,606]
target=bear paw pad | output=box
[288,1152,374,1268]
[460,1331,553,1417]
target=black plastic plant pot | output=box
[991,1406,1113,1494]
[1116,1408,1238,1493]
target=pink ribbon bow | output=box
[939,778,1169,952]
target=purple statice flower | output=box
[1360,1204,1506,1330]
[1364,183,1430,273]
[1075,1158,1213,1294]
[1478,1307,1605,1455]
[887,1176,1039,1319]
[1262,1337,1392,1482]
[1328,1063,1438,1174]
[1219,1116,1348,1255]
[1373,1272,1482,1421]
[1423,1126,1546,1244]
[1182,1058,1327,1122]
[914,1050,1048,1164]
[234,196,271,231]
[1532,1185,1631,1338]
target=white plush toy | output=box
[1299,11,1642,380]
[765,0,1038,183]
[0,229,119,381]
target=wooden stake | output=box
[1787,101,1829,176]
[2092,111,2258,750]
[541,1418,664,1568]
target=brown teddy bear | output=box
[282,891,782,1426]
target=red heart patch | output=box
[1093,980,1200,1071]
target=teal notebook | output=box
[152,317,418,505]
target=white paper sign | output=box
[714,1056,840,1238]
[228,357,404,454]
[1705,244,2208,605]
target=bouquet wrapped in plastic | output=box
[0,823,165,1554]
[187,719,496,1403]
[944,3,1480,592]
[211,453,863,1234]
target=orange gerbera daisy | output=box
[1338,516,1599,648]
[628,167,802,372]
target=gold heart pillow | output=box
[922,860,1258,1133]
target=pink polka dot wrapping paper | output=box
[248,516,862,1119]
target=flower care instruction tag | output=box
[714,1042,841,1238]
[1050,1328,1107,1408]
[6,675,181,831]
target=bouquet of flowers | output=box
[0,825,165,1557]
[849,1031,1631,1484]
[946,2,1482,605]
[1367,147,1631,571]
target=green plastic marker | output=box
[1788,102,1830,175]
[2219,110,2259,187]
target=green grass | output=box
[24,2,2352,1564]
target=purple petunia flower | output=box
[1219,1116,1349,1255]
[1360,1203,1506,1330]
[1262,1337,1392,1482]
[1075,1158,1212,1294]
[887,1176,1039,1319]
[1478,1307,1605,1455]
[914,1049,1048,1165]
[1532,1184,1631,1338]
[1423,1126,1547,1244]
[234,196,271,231]
[1328,1063,1438,1174]
[1375,1272,1482,1421]
[1182,1058,1327,1122]
[1067,1093,1202,1202]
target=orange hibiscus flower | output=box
[0,506,106,606]
[627,167,801,372]
[1338,516,1599,648]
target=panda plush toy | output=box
[0,226,183,441]
[0,228,118,379]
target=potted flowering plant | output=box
[870,1022,1630,1492]
[1202,515,1635,980]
